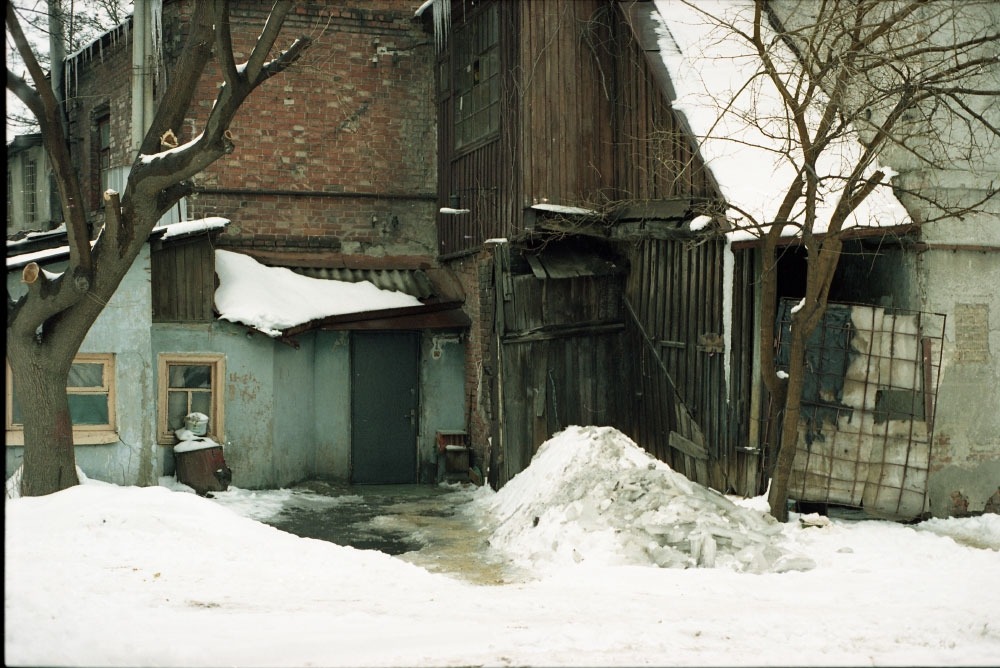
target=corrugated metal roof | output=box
[289,267,436,300]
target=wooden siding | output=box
[493,246,627,487]
[611,11,716,202]
[516,0,615,209]
[437,1,520,257]
[151,238,217,322]
[621,238,761,496]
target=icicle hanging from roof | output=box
[432,0,451,54]
[150,0,163,88]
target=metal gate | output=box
[775,300,947,519]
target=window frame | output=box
[97,113,111,195]
[452,3,500,152]
[22,155,38,223]
[5,353,117,446]
[157,353,225,445]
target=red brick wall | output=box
[445,249,498,483]
[171,1,438,255]
[67,1,437,255]
[64,24,133,222]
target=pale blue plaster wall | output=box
[419,332,467,482]
[6,246,157,487]
[271,336,317,485]
[151,321,279,489]
[314,331,352,479]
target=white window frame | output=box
[5,353,118,445]
[157,353,225,445]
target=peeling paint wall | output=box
[420,332,468,482]
[314,331,352,479]
[6,247,157,486]
[151,323,468,489]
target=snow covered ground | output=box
[5,426,1000,666]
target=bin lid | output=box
[174,437,221,454]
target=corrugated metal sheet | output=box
[290,267,436,300]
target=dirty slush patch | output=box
[262,481,516,585]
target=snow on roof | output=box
[652,0,910,239]
[214,250,423,337]
[531,203,600,216]
[6,239,97,271]
[157,216,230,240]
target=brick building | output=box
[7,1,471,489]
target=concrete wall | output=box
[419,332,468,482]
[314,331,352,479]
[6,246,158,486]
[918,214,1000,516]
[152,322,468,489]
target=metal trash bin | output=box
[174,438,232,496]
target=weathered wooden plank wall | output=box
[611,6,716,202]
[517,0,614,210]
[151,238,216,322]
[621,239,762,496]
[437,2,519,257]
[496,269,627,487]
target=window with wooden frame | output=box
[23,156,38,223]
[453,3,500,151]
[97,113,111,195]
[157,354,225,444]
[6,353,117,445]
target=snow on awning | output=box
[154,217,230,241]
[214,251,468,338]
[650,0,911,240]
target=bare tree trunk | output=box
[7,344,79,495]
[766,322,809,522]
[6,1,311,497]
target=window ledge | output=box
[5,431,120,446]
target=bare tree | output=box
[669,0,998,520]
[6,0,311,496]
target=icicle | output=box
[151,0,163,89]
[432,0,450,54]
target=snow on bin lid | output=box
[174,437,221,454]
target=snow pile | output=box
[476,426,814,573]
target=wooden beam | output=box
[669,430,709,460]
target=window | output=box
[97,114,111,194]
[23,156,38,223]
[158,354,225,444]
[453,4,500,150]
[6,354,117,445]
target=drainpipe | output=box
[49,0,66,132]
[130,1,152,155]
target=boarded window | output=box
[151,238,217,322]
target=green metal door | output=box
[351,332,419,483]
